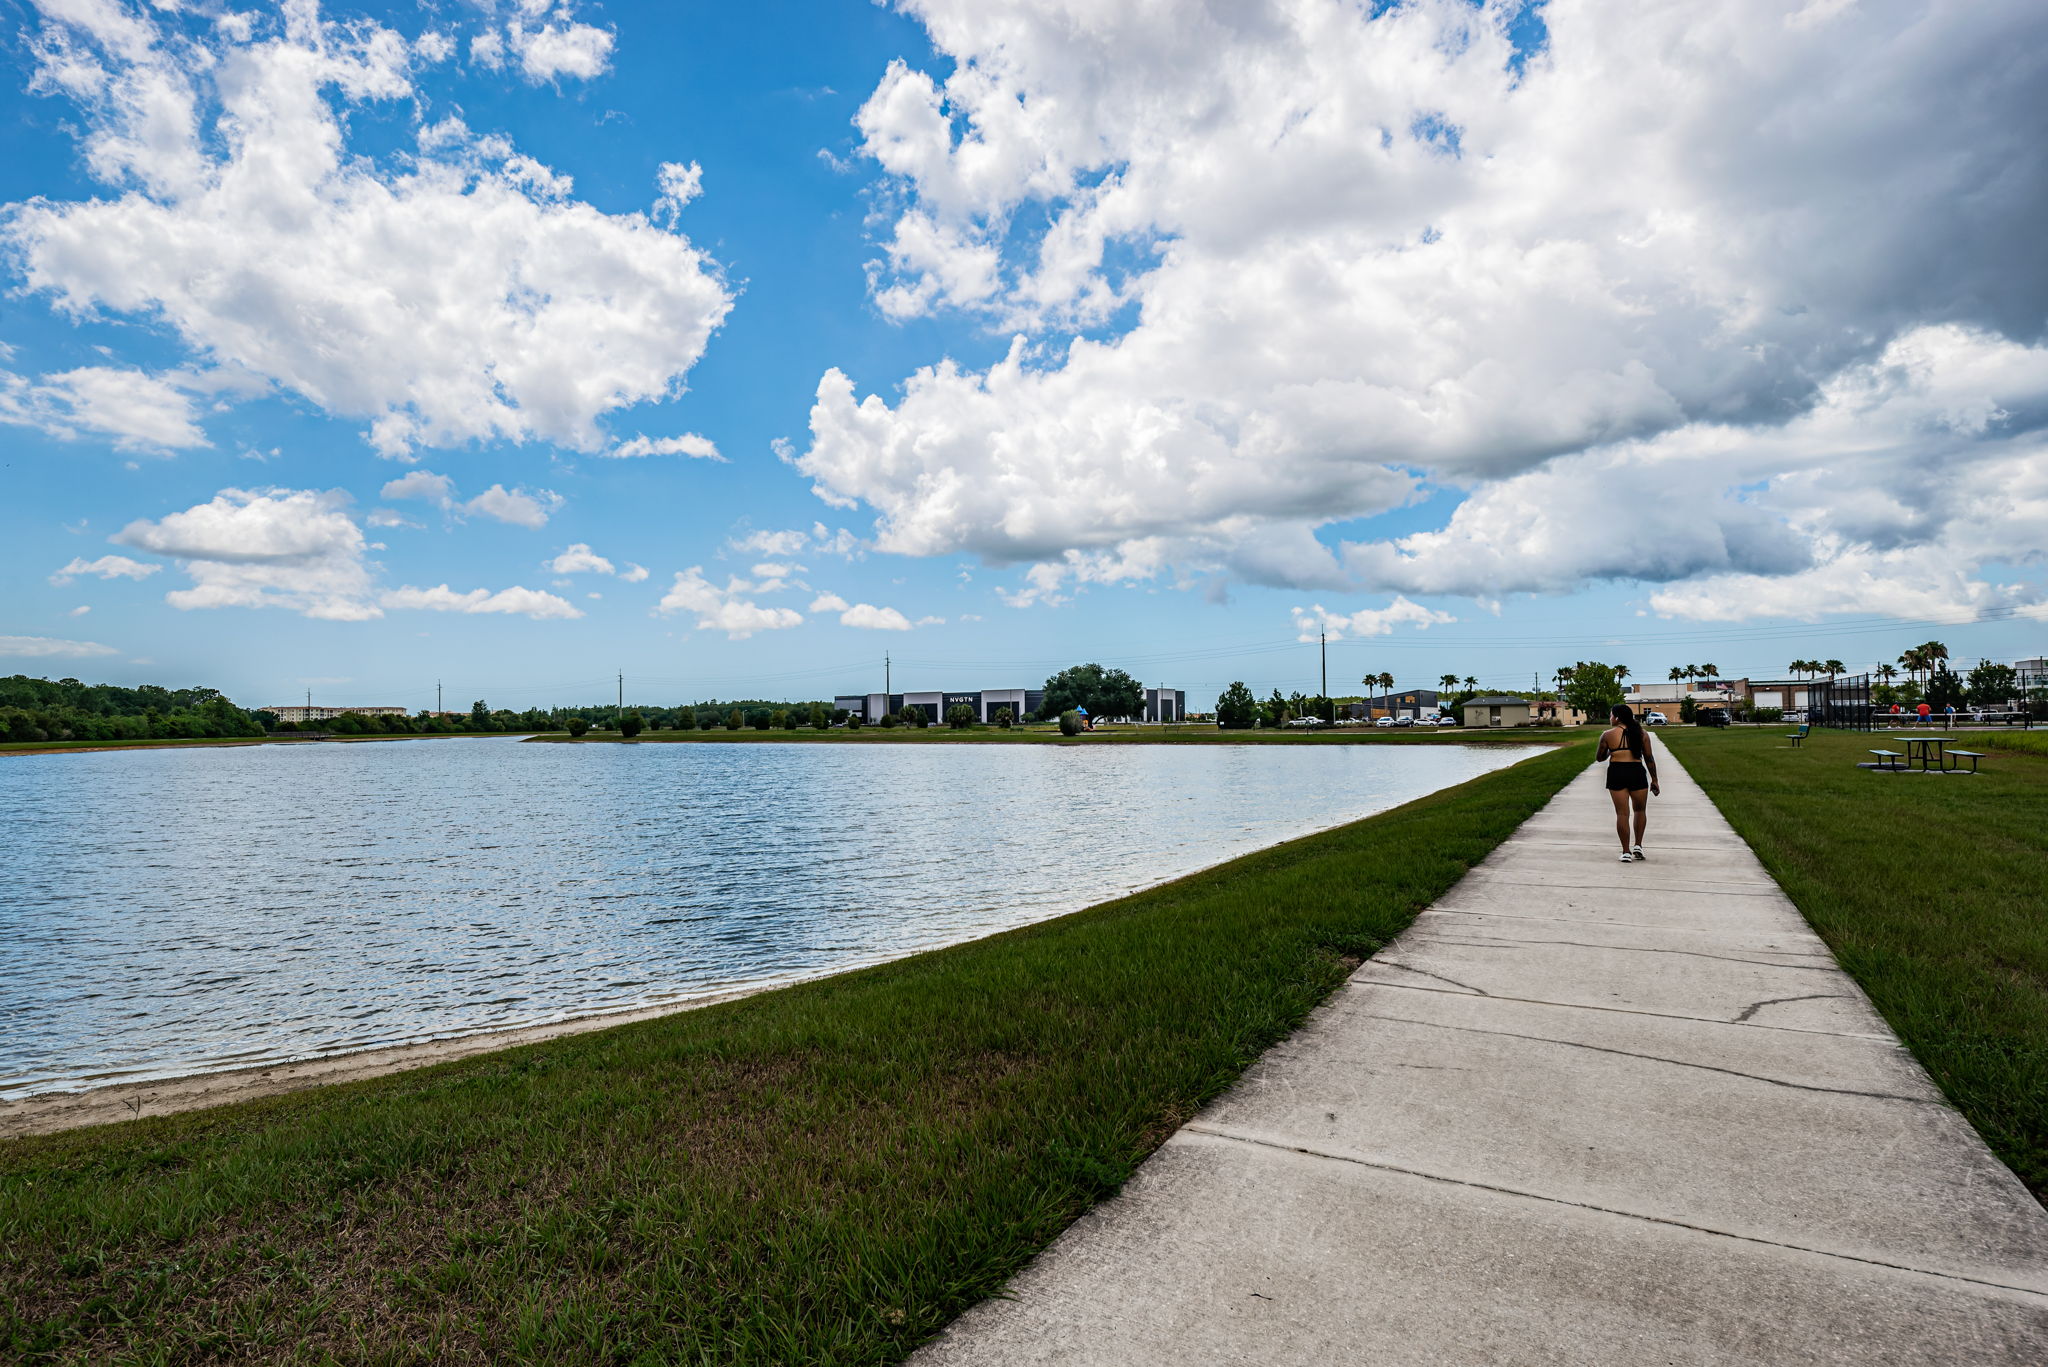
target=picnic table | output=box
[1900,736,1949,771]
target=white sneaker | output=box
[1617,851,1634,863]
[1632,845,1647,861]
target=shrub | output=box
[565,716,591,737]
[770,708,789,730]
[750,710,773,731]
[1679,697,1698,724]
[676,709,697,732]
[726,709,743,731]
[881,713,900,729]
[1752,706,1783,724]
[830,707,849,725]
[1058,709,1083,737]
[1215,681,1258,729]
[946,703,975,729]
[846,712,863,730]
[994,707,1013,729]
[619,710,644,739]
[808,702,829,729]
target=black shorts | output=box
[1605,761,1649,792]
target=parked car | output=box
[1285,716,1325,728]
[1435,715,1459,726]
[1643,711,1669,725]
[1375,716,1396,727]
[1695,708,1731,727]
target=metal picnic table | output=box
[1899,736,1952,772]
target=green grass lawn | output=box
[1671,726,2048,1200]
[0,744,1586,1366]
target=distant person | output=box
[1598,704,1660,863]
[1918,701,1932,724]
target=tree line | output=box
[1,675,268,744]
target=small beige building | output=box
[1464,694,1534,728]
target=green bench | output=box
[1945,749,1985,774]
[1786,724,1810,747]
[1867,749,1905,772]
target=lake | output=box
[0,737,1542,1099]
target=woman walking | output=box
[1598,704,1660,862]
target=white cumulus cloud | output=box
[380,584,582,619]
[465,484,561,528]
[606,433,723,460]
[800,0,2048,615]
[49,554,162,585]
[8,1,731,459]
[381,470,457,508]
[655,567,804,638]
[114,486,381,620]
[0,634,120,658]
[1290,597,1456,643]
[0,366,206,451]
[837,602,914,631]
[548,542,613,574]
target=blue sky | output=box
[3,0,2045,712]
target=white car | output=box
[1435,715,1459,726]
[1285,715,1325,728]
[1375,716,1396,727]
[1643,711,1669,725]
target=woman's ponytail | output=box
[1612,703,1646,758]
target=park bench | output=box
[1786,724,1810,747]
[1867,749,1905,772]
[1945,749,1985,774]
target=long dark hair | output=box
[1611,703,1646,758]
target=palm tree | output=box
[1438,673,1459,693]
[1899,648,1926,691]
[1876,663,1898,685]
[1378,671,1395,694]
[1463,675,1478,692]
[1700,663,1721,690]
[1682,664,1699,686]
[1615,664,1630,684]
[1824,659,1845,679]
[1359,673,1376,704]
[1668,666,1684,682]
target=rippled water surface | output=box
[0,737,1541,1097]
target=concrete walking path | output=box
[915,744,2048,1365]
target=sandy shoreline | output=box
[0,986,772,1141]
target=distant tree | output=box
[1216,681,1258,729]
[781,708,799,730]
[830,707,850,725]
[906,705,930,729]
[676,709,697,731]
[770,708,789,729]
[469,699,493,731]
[1562,661,1626,719]
[1679,697,1698,723]
[565,716,591,737]
[881,712,900,729]
[1966,661,2018,707]
[251,709,280,731]
[1463,674,1478,691]
[619,710,644,739]
[846,711,863,730]
[946,702,975,729]
[1824,659,1845,679]
[1040,662,1144,722]
[1438,674,1459,693]
[726,708,743,731]
[1926,665,1965,711]
[994,706,1013,729]
[808,701,829,729]
[1058,709,1083,737]
[751,709,774,730]
[1266,688,1291,726]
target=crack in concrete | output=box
[1734,993,1846,1023]
[1177,1125,2048,1301]
[1345,978,1893,1041]
[1405,934,1841,972]
[1359,1012,1939,1106]
[1369,961,1489,996]
[1419,906,1834,950]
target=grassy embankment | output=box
[1673,726,2048,1199]
[0,734,480,757]
[0,743,1585,1365]
[529,724,1565,746]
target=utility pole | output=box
[617,671,624,715]
[885,652,891,705]
[436,679,442,715]
[1320,631,1328,721]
